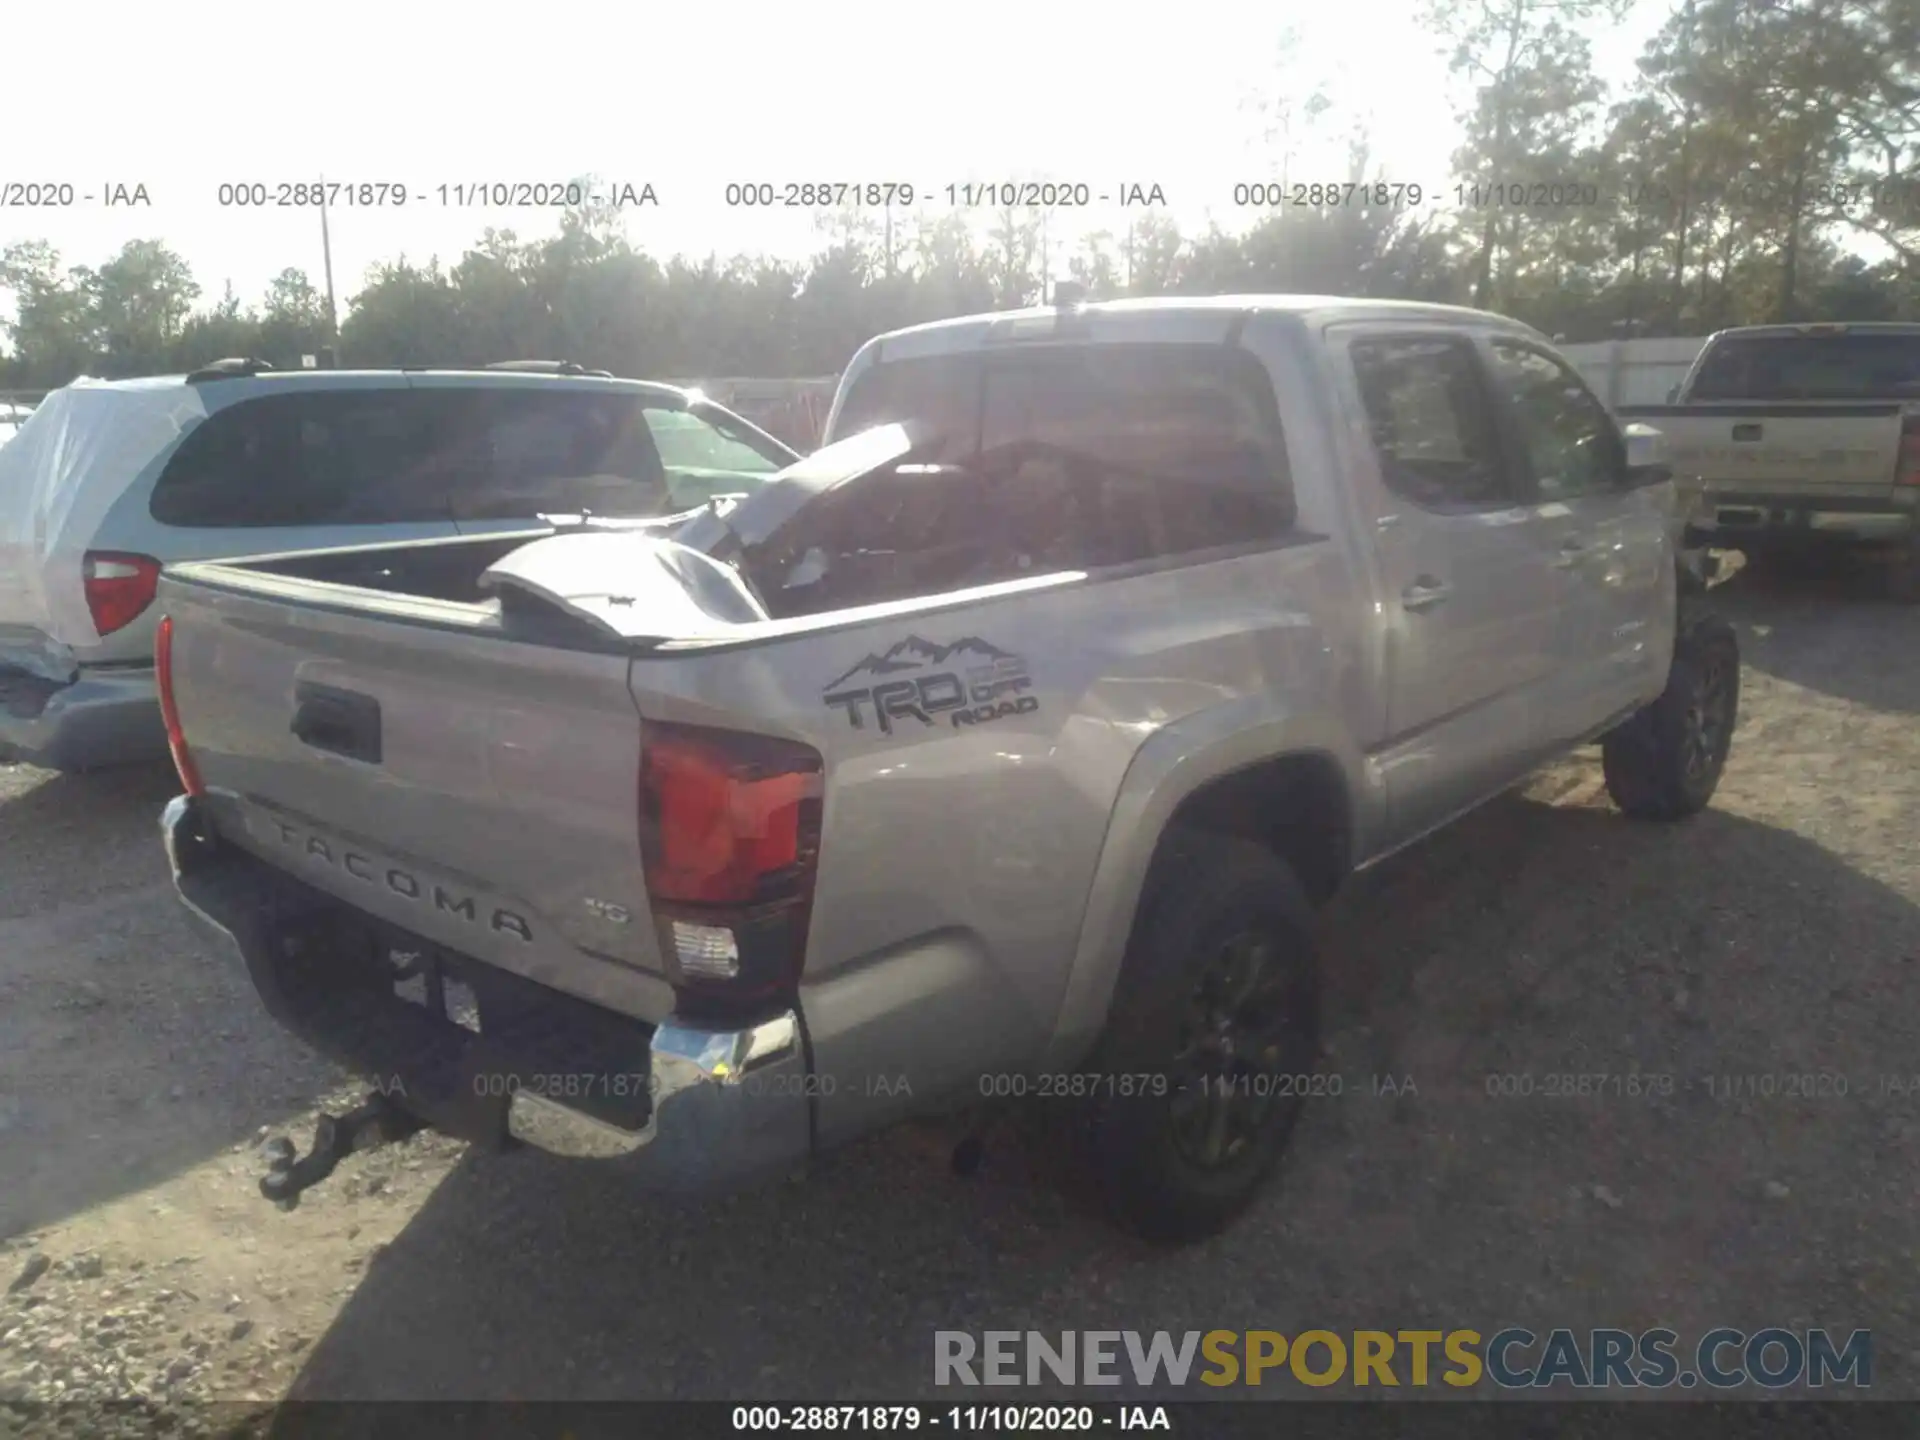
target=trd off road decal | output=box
[822,635,1041,735]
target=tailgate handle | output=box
[291,682,383,764]
[1732,423,1763,442]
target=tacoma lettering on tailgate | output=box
[271,819,534,942]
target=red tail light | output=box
[639,722,823,1006]
[154,614,205,797]
[1898,417,1920,487]
[83,551,162,635]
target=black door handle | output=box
[291,682,383,764]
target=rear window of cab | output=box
[1688,333,1920,401]
[822,341,1299,562]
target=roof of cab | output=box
[1704,321,1920,340]
[859,294,1547,353]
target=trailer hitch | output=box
[259,1092,425,1209]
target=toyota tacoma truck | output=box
[156,295,1738,1243]
[1617,322,1920,599]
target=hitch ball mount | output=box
[259,1092,425,1209]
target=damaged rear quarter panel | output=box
[626,536,1363,1142]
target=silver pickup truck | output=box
[1618,322,1920,598]
[156,295,1738,1242]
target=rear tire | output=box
[1065,828,1320,1244]
[1602,612,1740,821]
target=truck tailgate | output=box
[1642,405,1907,496]
[158,572,674,1023]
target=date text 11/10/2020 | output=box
[731,1404,1172,1432]
[1482,1072,1873,1101]
[1229,181,1630,209]
[1229,175,1920,211]
[462,1071,1421,1104]
[210,181,659,209]
[977,1073,1418,1100]
[722,182,1169,209]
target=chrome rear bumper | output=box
[1687,494,1917,548]
[505,1011,809,1187]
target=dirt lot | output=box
[1,557,1917,1419]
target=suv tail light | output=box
[83,551,162,635]
[639,721,824,1008]
[1898,416,1920,487]
[153,615,205,797]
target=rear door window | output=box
[1347,336,1512,510]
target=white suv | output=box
[0,362,796,771]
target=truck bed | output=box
[241,530,545,603]
[155,521,1095,1017]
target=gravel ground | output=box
[1,557,1917,1422]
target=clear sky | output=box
[4,0,1667,315]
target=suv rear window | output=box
[1687,333,1920,401]
[150,387,787,529]
[831,342,1296,563]
[151,391,440,528]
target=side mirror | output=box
[1623,424,1666,471]
[1665,385,1680,404]
[1621,423,1672,488]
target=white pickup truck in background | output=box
[1616,322,1920,599]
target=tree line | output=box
[3,0,1914,391]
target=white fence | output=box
[1558,337,1710,409]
